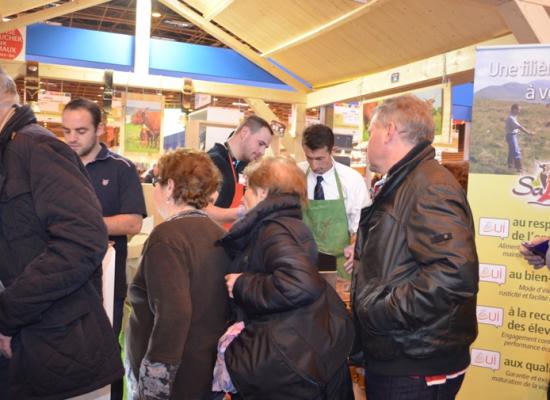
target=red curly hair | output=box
[157,148,221,209]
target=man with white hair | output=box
[0,67,123,399]
[353,94,479,400]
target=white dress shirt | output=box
[299,160,371,233]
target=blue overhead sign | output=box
[25,23,298,90]
[26,24,134,71]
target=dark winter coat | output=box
[0,106,123,399]
[352,141,479,376]
[219,193,354,400]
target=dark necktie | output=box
[314,175,325,200]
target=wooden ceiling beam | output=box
[62,12,132,26]
[306,34,516,108]
[469,0,510,5]
[0,0,57,19]
[244,98,278,121]
[21,62,306,103]
[244,97,281,154]
[158,0,310,93]
[203,0,234,21]
[522,0,550,6]
[0,0,109,33]
[498,0,550,43]
[0,60,26,79]
[53,11,207,38]
[470,0,550,9]
[261,0,389,58]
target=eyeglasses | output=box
[152,176,163,187]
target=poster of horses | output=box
[125,94,163,154]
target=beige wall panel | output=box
[305,34,516,108]
[212,0,361,52]
[497,0,550,43]
[269,0,509,87]
[1,0,58,18]
[0,0,109,33]
[182,0,216,12]
[164,0,509,90]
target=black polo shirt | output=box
[86,143,147,299]
[208,143,247,208]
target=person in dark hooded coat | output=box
[220,156,355,400]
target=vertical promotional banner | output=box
[461,45,550,400]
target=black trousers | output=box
[0,356,8,399]
[317,252,337,271]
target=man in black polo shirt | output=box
[206,115,273,228]
[62,98,146,400]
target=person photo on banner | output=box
[505,103,535,173]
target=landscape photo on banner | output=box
[461,44,550,400]
[362,84,447,144]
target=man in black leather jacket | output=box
[352,94,479,400]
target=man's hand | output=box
[0,333,12,359]
[225,273,242,298]
[344,244,355,274]
[520,237,549,270]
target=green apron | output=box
[303,168,351,279]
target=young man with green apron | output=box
[303,169,351,278]
[299,124,370,280]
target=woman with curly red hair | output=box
[126,149,231,400]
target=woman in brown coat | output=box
[125,149,230,400]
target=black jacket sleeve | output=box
[0,136,108,335]
[233,222,324,316]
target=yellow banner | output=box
[462,44,550,400]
